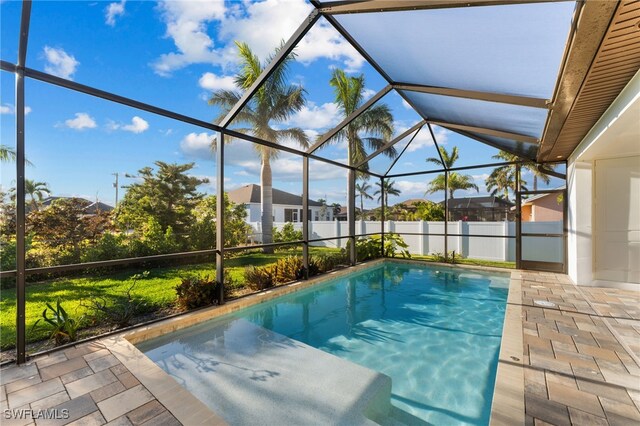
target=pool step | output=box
[373,406,431,426]
[141,319,393,425]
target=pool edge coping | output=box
[490,271,525,426]
[103,258,521,425]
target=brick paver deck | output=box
[1,268,638,425]
[517,271,640,425]
[0,341,181,426]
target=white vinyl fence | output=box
[248,220,563,263]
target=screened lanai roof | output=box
[222,0,636,175]
[220,0,587,171]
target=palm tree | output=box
[425,146,478,200]
[426,172,479,200]
[327,69,396,173]
[485,166,528,201]
[491,151,550,191]
[374,179,401,210]
[426,145,459,169]
[355,180,373,219]
[0,144,33,165]
[208,42,309,251]
[25,179,50,211]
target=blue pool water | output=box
[140,262,509,425]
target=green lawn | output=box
[0,247,339,350]
[411,254,515,269]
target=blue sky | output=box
[0,0,566,209]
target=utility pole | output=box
[112,173,119,206]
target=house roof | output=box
[442,195,514,210]
[522,186,566,205]
[39,197,114,213]
[227,184,323,207]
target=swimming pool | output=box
[138,261,509,425]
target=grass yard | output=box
[411,255,516,269]
[0,247,340,350]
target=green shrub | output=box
[347,233,411,261]
[273,222,303,243]
[175,275,219,310]
[273,255,306,283]
[32,298,81,346]
[83,272,148,330]
[310,251,348,274]
[244,266,275,291]
[81,232,129,263]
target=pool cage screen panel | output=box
[3,0,575,364]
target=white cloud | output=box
[122,116,149,133]
[64,113,97,130]
[198,72,236,91]
[180,132,216,159]
[287,102,340,130]
[43,46,79,80]
[0,104,31,115]
[395,180,428,198]
[105,0,126,26]
[153,0,365,76]
[152,0,226,76]
[362,88,376,101]
[403,125,451,153]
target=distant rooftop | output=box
[227,184,323,207]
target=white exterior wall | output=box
[567,70,640,289]
[243,203,329,223]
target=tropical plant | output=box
[426,145,459,169]
[209,42,309,252]
[426,172,480,200]
[327,68,396,173]
[175,274,219,310]
[491,151,551,191]
[32,298,81,346]
[83,272,149,329]
[115,161,208,244]
[244,265,275,291]
[24,179,51,211]
[374,179,401,209]
[0,144,32,165]
[414,200,445,221]
[356,180,373,219]
[273,222,302,243]
[425,146,479,200]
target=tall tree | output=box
[425,146,479,200]
[24,180,51,211]
[328,68,396,174]
[208,42,309,251]
[374,179,401,210]
[485,165,528,201]
[0,144,33,165]
[426,173,479,200]
[355,180,373,219]
[426,145,459,169]
[491,151,550,191]
[116,161,207,247]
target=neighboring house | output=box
[37,196,114,215]
[227,184,332,223]
[521,186,564,222]
[442,196,515,221]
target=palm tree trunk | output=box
[533,174,538,191]
[360,194,363,220]
[261,157,274,254]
